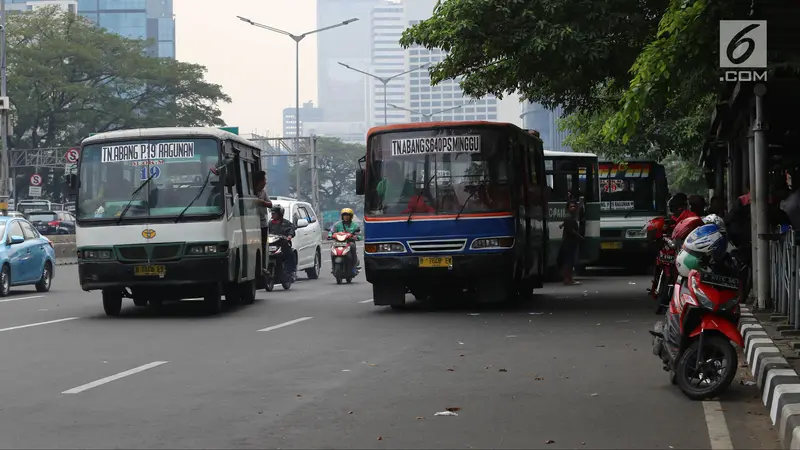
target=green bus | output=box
[544,150,600,271]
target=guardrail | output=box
[770,231,800,328]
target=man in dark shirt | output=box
[268,205,297,278]
[558,200,583,285]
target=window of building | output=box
[421,102,431,107]
[158,41,175,58]
[157,18,174,41]
[488,107,497,112]
[79,0,99,10]
[98,12,146,39]
[410,94,419,100]
[99,0,146,9]
[410,87,419,93]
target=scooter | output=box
[265,235,295,291]
[328,230,359,285]
[650,260,743,400]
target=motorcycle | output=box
[645,217,676,312]
[650,257,743,400]
[265,235,295,291]
[328,230,359,285]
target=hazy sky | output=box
[174,0,320,136]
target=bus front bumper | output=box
[596,238,653,262]
[78,256,230,291]
[364,252,514,284]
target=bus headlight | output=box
[187,244,226,255]
[626,229,646,239]
[364,243,405,254]
[471,237,514,249]
[79,249,113,260]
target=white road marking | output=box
[358,299,373,304]
[62,361,169,394]
[258,317,313,332]
[703,400,733,449]
[0,317,79,333]
[0,295,44,304]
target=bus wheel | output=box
[204,285,223,315]
[132,296,148,307]
[239,279,256,305]
[102,290,123,316]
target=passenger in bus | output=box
[377,161,415,207]
[253,171,272,272]
[558,200,583,285]
[402,194,435,214]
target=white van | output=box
[269,196,323,279]
[68,127,265,316]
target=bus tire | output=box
[204,285,223,315]
[102,290,123,316]
[238,278,256,305]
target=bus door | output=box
[550,159,584,231]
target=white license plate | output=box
[334,242,348,247]
[269,246,278,252]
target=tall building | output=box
[316,0,378,123]
[520,102,571,151]
[7,0,76,13]
[11,0,176,58]
[282,101,325,137]
[368,0,407,127]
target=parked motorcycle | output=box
[645,216,676,312]
[651,215,705,314]
[328,230,359,284]
[265,235,295,291]
[650,217,743,400]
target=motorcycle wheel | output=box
[336,277,342,285]
[346,278,352,284]
[675,335,738,400]
[265,266,275,292]
[282,281,292,290]
[669,370,677,385]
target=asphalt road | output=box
[0,255,780,449]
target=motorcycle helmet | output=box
[340,207,354,220]
[683,223,728,262]
[668,193,688,216]
[702,214,725,230]
[672,215,704,241]
[644,216,667,242]
[271,204,285,217]
[675,249,702,277]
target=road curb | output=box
[739,305,800,449]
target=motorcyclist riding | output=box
[328,207,361,271]
[268,205,297,279]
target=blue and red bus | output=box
[355,121,548,308]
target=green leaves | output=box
[6,7,229,149]
[290,137,366,211]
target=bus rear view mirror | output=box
[355,169,365,195]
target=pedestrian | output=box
[707,195,726,216]
[688,194,706,216]
[558,200,583,285]
[253,171,272,272]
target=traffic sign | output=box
[65,148,79,163]
[28,186,42,197]
[65,163,77,175]
[30,174,43,186]
[219,126,239,135]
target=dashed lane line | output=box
[0,295,44,304]
[257,317,313,332]
[0,317,80,333]
[358,299,373,304]
[62,361,169,394]
[703,400,734,449]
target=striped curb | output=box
[739,306,800,449]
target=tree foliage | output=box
[7,7,229,150]
[662,153,708,196]
[290,137,365,212]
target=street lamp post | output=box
[0,0,9,215]
[238,16,357,198]
[388,102,469,122]
[337,62,430,125]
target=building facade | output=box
[10,0,176,58]
[316,0,378,124]
[282,101,325,137]
[520,102,571,152]
[368,0,408,127]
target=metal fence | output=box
[769,231,800,327]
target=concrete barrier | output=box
[53,242,77,259]
[47,234,76,244]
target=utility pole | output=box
[0,0,9,215]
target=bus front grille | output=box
[117,246,148,261]
[115,244,183,261]
[600,229,624,238]
[151,245,182,260]
[408,239,467,252]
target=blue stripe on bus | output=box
[364,216,515,241]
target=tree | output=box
[399,0,669,113]
[6,6,230,150]
[289,137,365,213]
[662,153,708,196]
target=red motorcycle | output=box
[328,230,359,285]
[650,264,742,400]
[647,215,704,314]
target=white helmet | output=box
[675,249,701,277]
[684,223,728,261]
[702,214,725,230]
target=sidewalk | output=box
[740,305,800,448]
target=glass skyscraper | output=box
[520,102,571,152]
[10,0,175,58]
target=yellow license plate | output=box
[134,265,166,276]
[418,256,453,268]
[601,242,623,250]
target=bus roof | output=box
[367,120,531,137]
[598,157,661,164]
[80,127,259,148]
[544,150,597,158]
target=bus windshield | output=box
[546,157,597,203]
[599,162,658,213]
[364,128,510,216]
[77,138,223,220]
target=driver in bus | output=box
[91,163,134,217]
[377,161,415,207]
